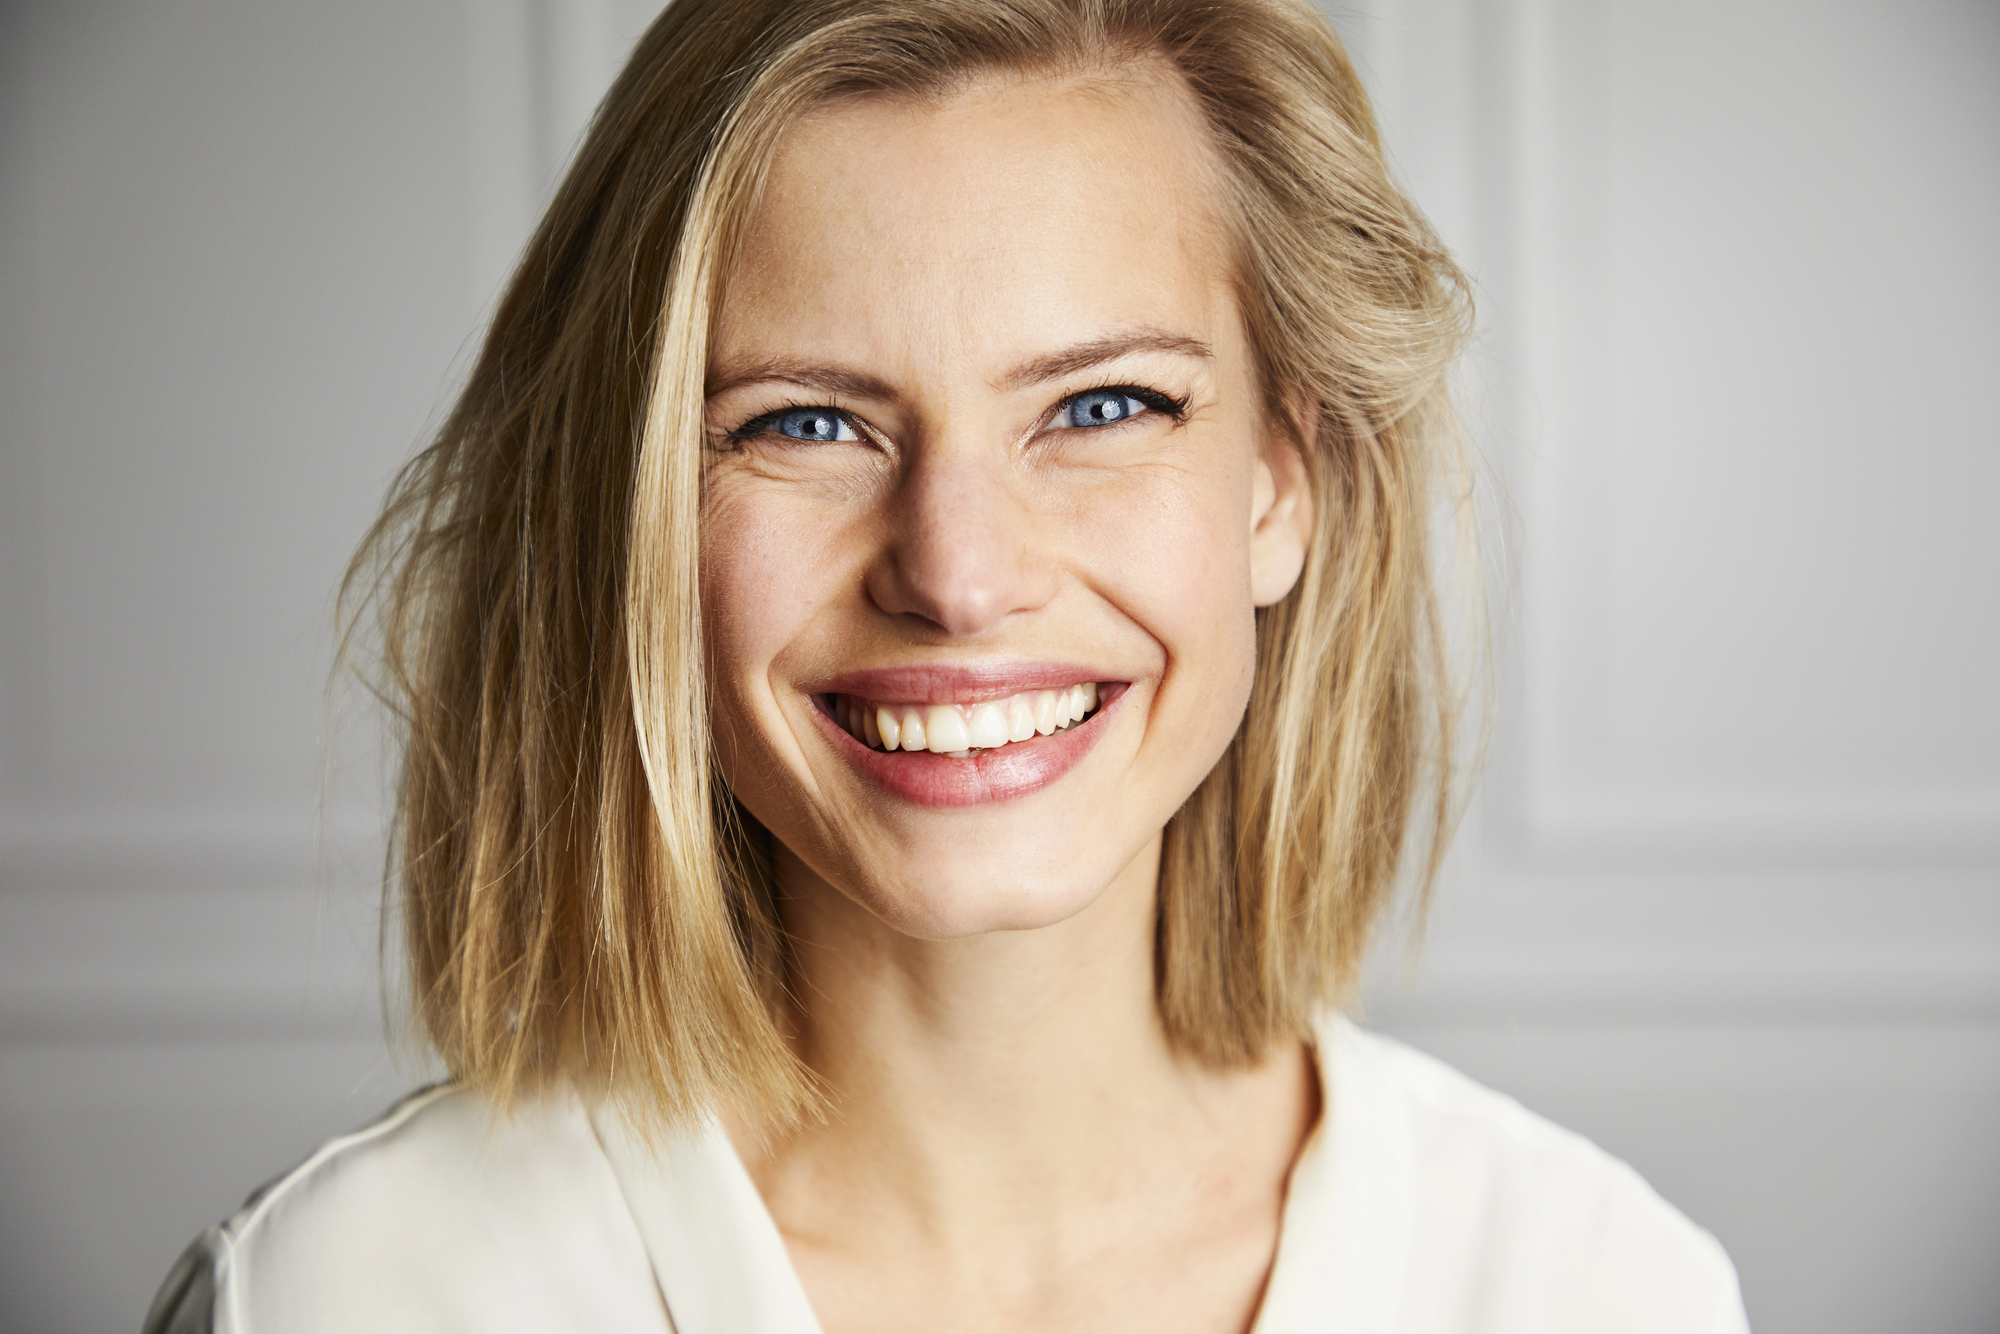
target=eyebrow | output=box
[705,328,1214,401]
[996,329,1213,390]
[705,362,899,401]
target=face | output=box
[701,66,1312,940]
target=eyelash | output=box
[724,383,1190,443]
[1072,384,1190,426]
[726,403,850,444]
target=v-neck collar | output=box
[591,1105,826,1334]
[1252,1016,1415,1331]
[591,1016,1412,1334]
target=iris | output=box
[1060,389,1146,428]
[774,408,852,441]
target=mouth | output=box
[819,682,1101,756]
[806,672,1122,808]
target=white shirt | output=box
[146,1018,1749,1333]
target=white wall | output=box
[1343,1,2000,1328]
[0,1,1993,1330]
[0,2,473,1327]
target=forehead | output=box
[717,65,1236,371]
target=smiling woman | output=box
[146,2,1746,1332]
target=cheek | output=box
[698,486,842,760]
[1151,504,1258,719]
[1094,458,1253,636]
[1072,455,1260,741]
[701,495,791,674]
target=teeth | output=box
[924,705,970,754]
[831,684,1105,755]
[967,703,1009,749]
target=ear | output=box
[1249,398,1316,608]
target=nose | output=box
[866,442,1053,636]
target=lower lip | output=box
[817,686,1126,809]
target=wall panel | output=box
[0,1,1992,1330]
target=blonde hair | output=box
[343,0,1471,1127]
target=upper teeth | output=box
[830,683,1101,755]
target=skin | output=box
[701,63,1318,1334]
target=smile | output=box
[806,668,1124,808]
[824,684,1101,756]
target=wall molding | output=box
[1492,785,2000,869]
[0,812,384,894]
[463,0,631,314]
[3,882,1993,1042]
[1477,0,1999,869]
[0,884,392,1042]
[1366,943,2000,1026]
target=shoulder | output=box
[1313,1020,1748,1334]
[144,1085,669,1334]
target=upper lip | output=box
[807,661,1118,706]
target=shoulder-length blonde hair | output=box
[345,0,1470,1127]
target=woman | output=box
[149,0,1747,1330]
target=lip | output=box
[809,661,1112,707]
[808,667,1128,809]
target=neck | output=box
[729,836,1316,1247]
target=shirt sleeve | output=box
[143,1227,222,1334]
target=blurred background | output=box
[0,0,1995,1329]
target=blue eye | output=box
[731,406,853,443]
[767,407,856,442]
[1059,390,1148,428]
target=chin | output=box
[808,832,1147,941]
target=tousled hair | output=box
[343,0,1473,1128]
